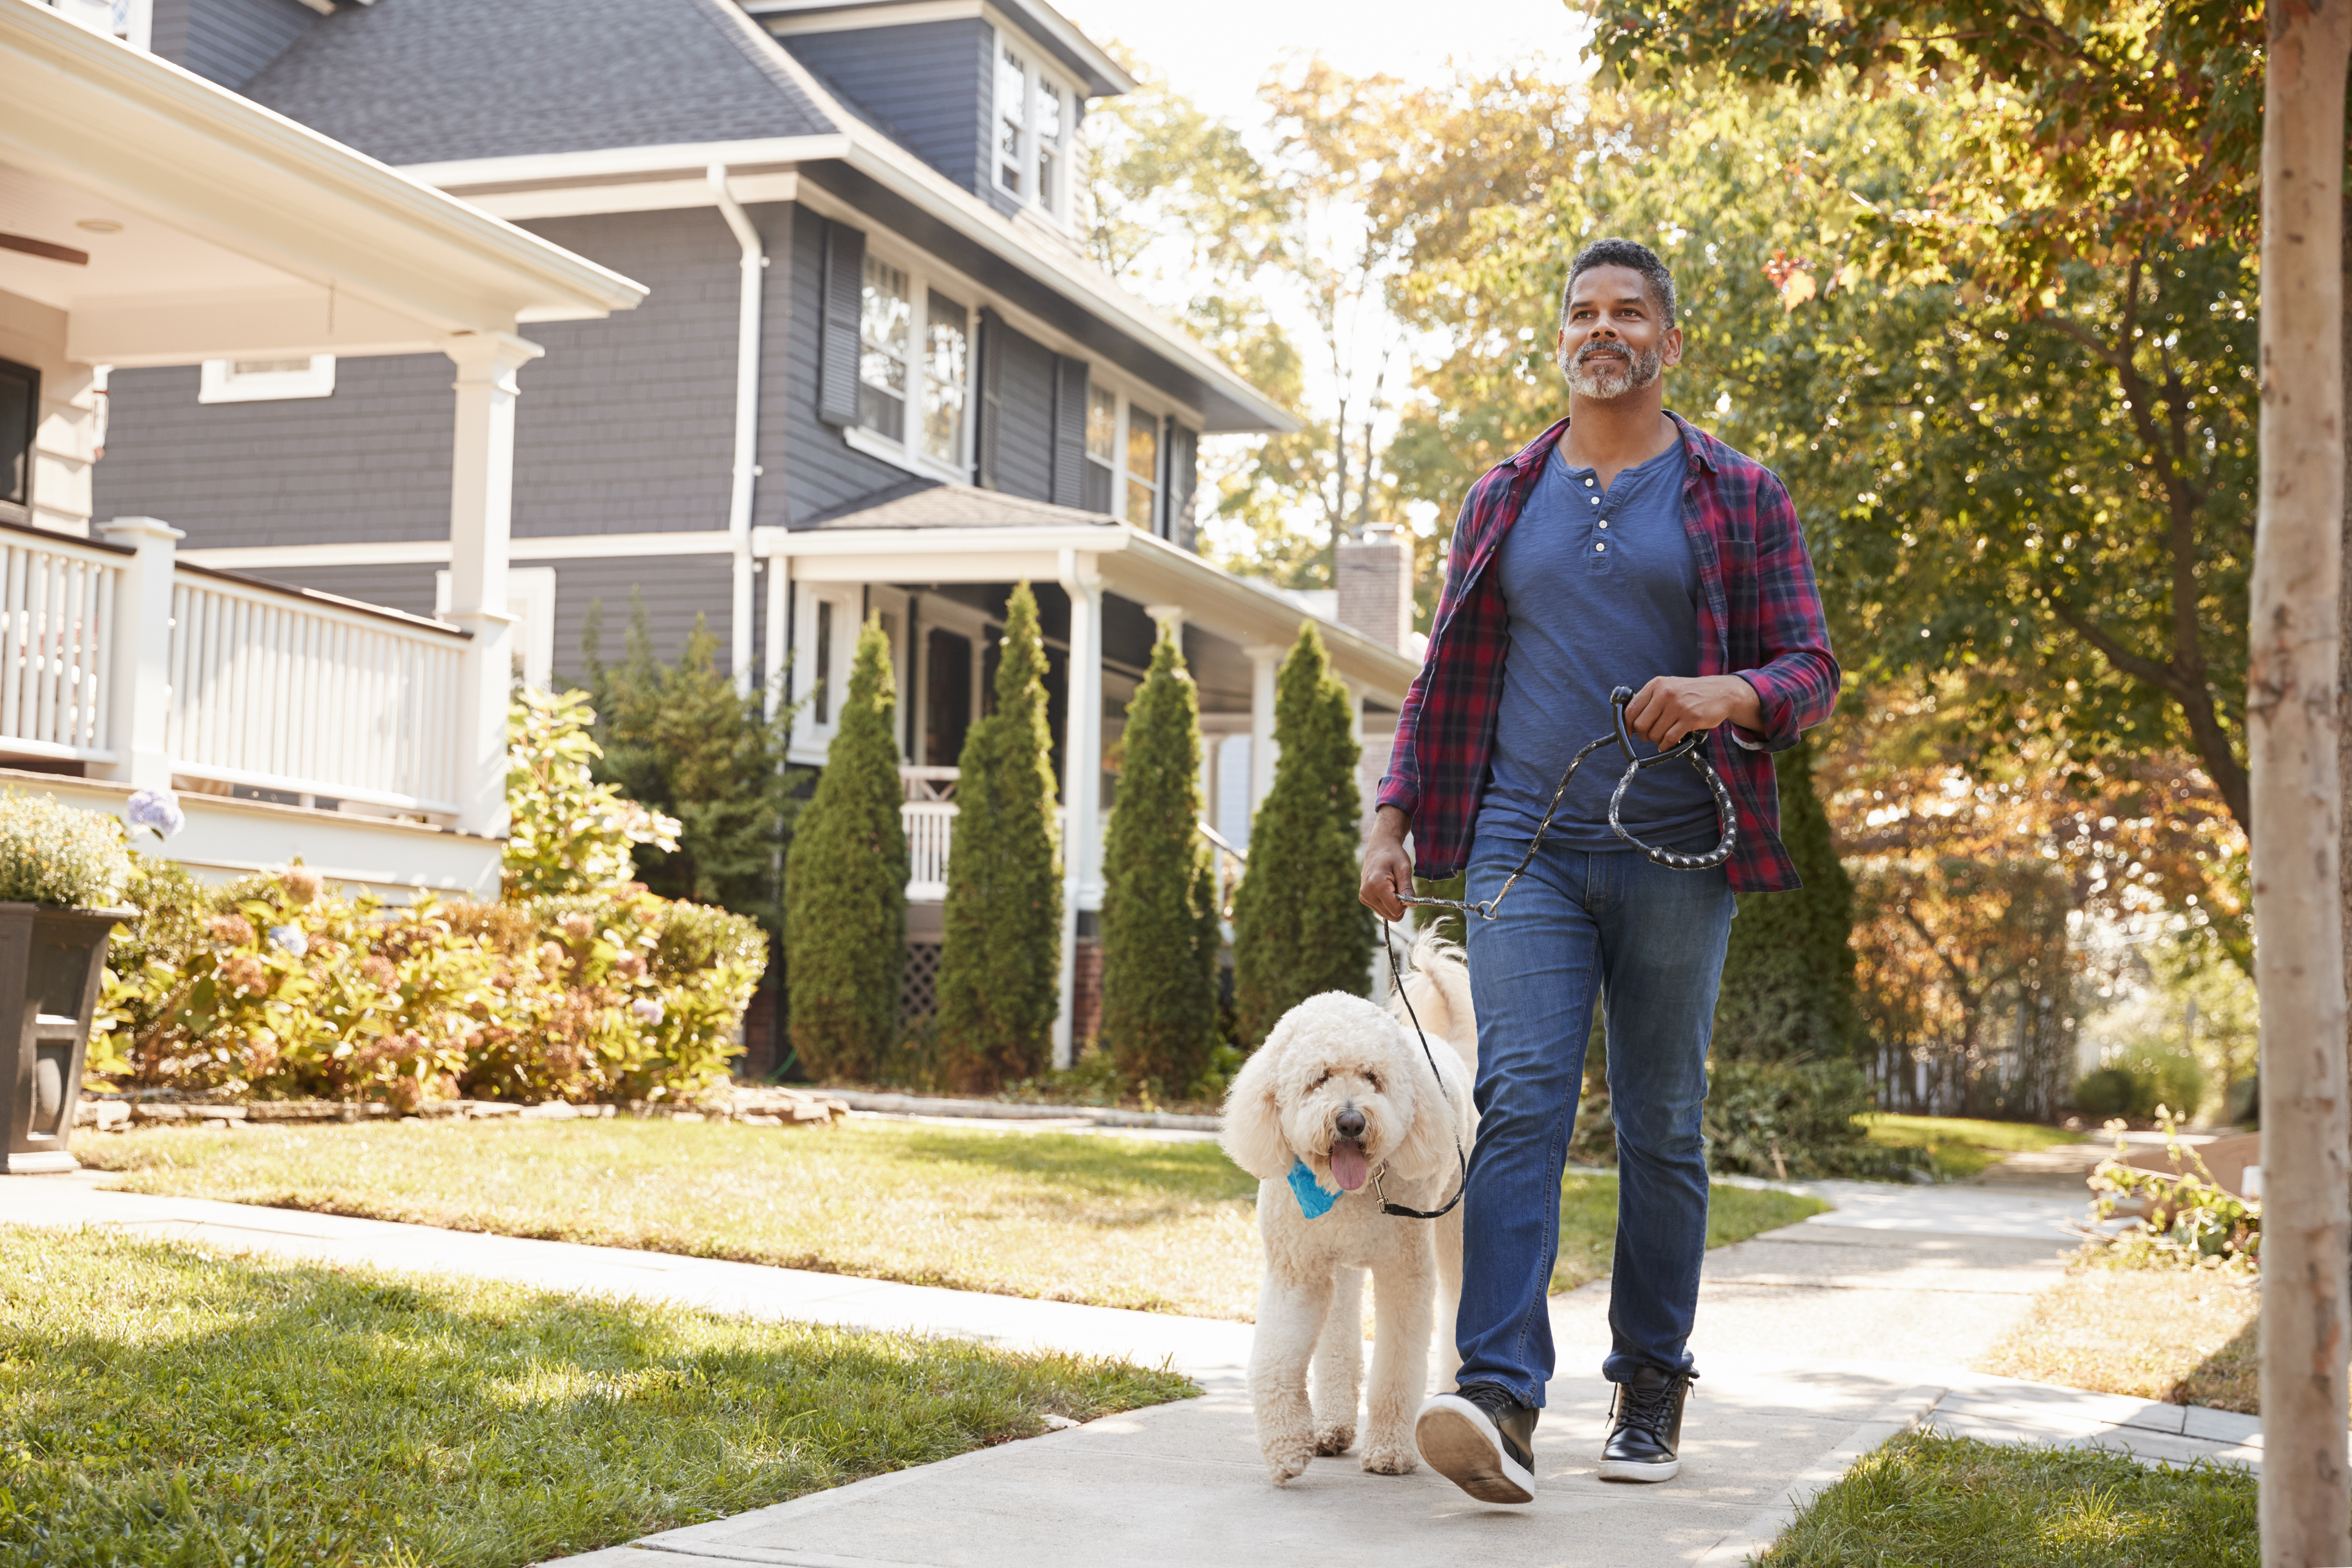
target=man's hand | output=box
[1626,674,1764,748]
[1359,804,1415,922]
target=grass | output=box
[0,1228,1192,1568]
[1860,1114,2088,1180]
[78,1119,1825,1320]
[1758,1428,2255,1567]
[1976,1265,2261,1414]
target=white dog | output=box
[1219,934,1478,1483]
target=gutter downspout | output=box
[710,164,765,694]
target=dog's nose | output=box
[1335,1108,1366,1140]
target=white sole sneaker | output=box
[1598,1453,1681,1483]
[1414,1393,1535,1504]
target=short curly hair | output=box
[1563,238,1677,331]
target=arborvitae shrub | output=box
[1099,626,1220,1092]
[1712,732,1865,1062]
[938,583,1064,1091]
[1231,622,1371,1044]
[782,616,908,1081]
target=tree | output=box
[1231,622,1370,1044]
[1098,625,1220,1092]
[1712,733,1863,1064]
[936,584,1063,1091]
[583,600,802,935]
[503,687,679,899]
[781,616,907,1082]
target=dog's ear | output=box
[1387,1022,1463,1182]
[1219,1026,1292,1180]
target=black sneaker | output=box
[1599,1364,1697,1482]
[1415,1381,1538,1504]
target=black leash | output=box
[1399,685,1738,924]
[1373,915,1468,1221]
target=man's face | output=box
[1555,264,1682,402]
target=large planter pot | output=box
[2,903,133,1175]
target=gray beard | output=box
[1560,341,1663,400]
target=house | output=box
[0,0,643,900]
[83,0,1423,1064]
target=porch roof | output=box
[756,488,1422,704]
[0,0,647,366]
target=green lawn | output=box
[1759,1429,2255,1567]
[78,1118,1825,1319]
[1860,1114,2087,1180]
[0,1229,1191,1568]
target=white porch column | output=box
[444,332,542,839]
[1053,551,1105,1067]
[94,516,181,791]
[1245,642,1283,817]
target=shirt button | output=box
[1584,477,1596,487]
[1595,541,1608,552]
[1598,520,1610,529]
[1588,496,1600,505]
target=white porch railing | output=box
[167,568,468,815]
[904,797,954,901]
[0,530,120,764]
[0,519,477,824]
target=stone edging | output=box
[822,1089,1222,1133]
[1697,1383,1947,1565]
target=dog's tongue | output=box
[1330,1142,1369,1191]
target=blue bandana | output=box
[1288,1159,1339,1219]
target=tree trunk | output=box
[2257,9,2352,1564]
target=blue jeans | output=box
[1454,832,1734,1406]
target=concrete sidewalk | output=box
[0,1170,2258,1567]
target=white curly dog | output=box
[1219,933,1478,1483]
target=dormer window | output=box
[994,35,1077,224]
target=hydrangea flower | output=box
[631,997,665,1025]
[268,924,309,959]
[126,788,185,839]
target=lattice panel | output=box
[900,941,944,1024]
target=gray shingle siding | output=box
[779,20,990,194]
[238,0,834,168]
[94,358,455,549]
[151,0,317,89]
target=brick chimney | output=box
[1335,524,1412,650]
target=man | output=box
[1360,237,1839,1502]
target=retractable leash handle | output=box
[1392,683,1740,923]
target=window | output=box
[198,356,336,404]
[997,45,1029,195]
[923,293,969,466]
[1083,383,1116,513]
[858,257,911,441]
[1126,412,1160,532]
[0,359,33,521]
[851,253,976,478]
[813,600,834,725]
[993,34,1078,223]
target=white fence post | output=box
[94,516,179,790]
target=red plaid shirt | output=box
[1380,413,1840,895]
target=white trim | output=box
[435,564,556,691]
[179,530,739,569]
[757,0,979,33]
[197,354,335,403]
[844,422,968,484]
[464,170,798,223]
[400,136,851,191]
[789,579,862,764]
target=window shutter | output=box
[1170,422,1199,550]
[1051,355,1087,508]
[977,309,1006,489]
[818,221,865,427]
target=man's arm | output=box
[1359,804,1415,921]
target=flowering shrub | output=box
[2085,1111,2259,1274]
[0,789,133,908]
[93,859,763,1108]
[505,689,682,897]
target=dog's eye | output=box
[1364,1072,1382,1093]
[1309,1072,1331,1090]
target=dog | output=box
[1219,932,1478,1483]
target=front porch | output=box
[761,490,1419,1062]
[0,0,642,891]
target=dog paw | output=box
[1313,1423,1356,1456]
[1264,1444,1313,1484]
[1361,1443,1419,1476]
